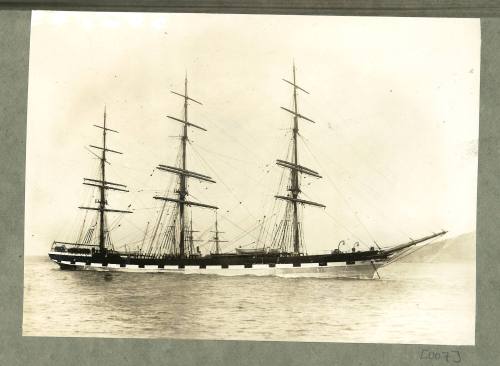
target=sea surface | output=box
[23,256,475,344]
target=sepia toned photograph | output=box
[23,11,478,344]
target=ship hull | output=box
[48,250,386,279]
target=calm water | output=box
[23,256,475,344]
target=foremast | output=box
[79,107,132,254]
[275,64,326,254]
[154,76,218,257]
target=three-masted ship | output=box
[48,67,447,279]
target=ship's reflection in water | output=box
[23,256,475,344]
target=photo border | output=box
[1,4,499,365]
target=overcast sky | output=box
[25,12,480,256]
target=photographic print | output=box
[23,11,478,344]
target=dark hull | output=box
[49,249,388,267]
[47,249,390,279]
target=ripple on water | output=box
[23,258,475,344]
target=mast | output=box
[275,64,326,254]
[210,212,227,254]
[155,75,218,257]
[99,107,107,252]
[291,64,300,254]
[188,217,194,255]
[214,214,220,254]
[179,76,188,257]
[186,216,200,256]
[79,106,132,254]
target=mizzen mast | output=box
[79,106,132,254]
[154,75,218,257]
[275,64,326,254]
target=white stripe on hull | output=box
[51,259,380,279]
[48,251,92,257]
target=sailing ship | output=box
[48,66,447,279]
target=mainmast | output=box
[79,106,132,254]
[154,75,218,257]
[275,64,326,254]
[99,106,107,251]
[179,76,188,257]
[291,65,300,254]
